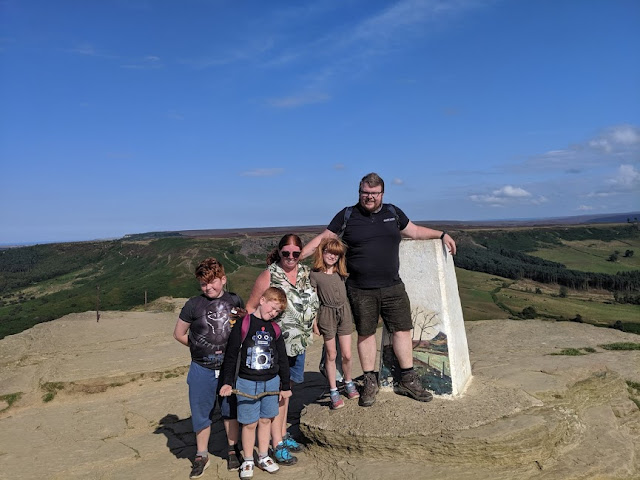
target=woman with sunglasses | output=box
[245,233,319,466]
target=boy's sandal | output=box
[239,461,254,479]
[257,456,280,474]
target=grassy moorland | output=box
[1,224,638,339]
[0,236,285,338]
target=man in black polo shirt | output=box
[302,173,456,407]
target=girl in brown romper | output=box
[310,238,360,409]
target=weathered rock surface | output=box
[0,304,638,480]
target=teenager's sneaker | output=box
[189,455,210,479]
[226,444,241,470]
[257,456,279,474]
[329,390,345,409]
[396,370,433,402]
[359,372,378,407]
[239,460,254,479]
[344,381,360,400]
[274,443,298,465]
[282,432,304,452]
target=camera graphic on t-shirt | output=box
[246,330,274,370]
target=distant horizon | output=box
[2,210,637,248]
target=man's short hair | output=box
[360,172,384,192]
[195,258,226,283]
[262,286,288,311]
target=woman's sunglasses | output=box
[281,251,301,258]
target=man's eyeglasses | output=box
[359,190,383,198]
[281,251,301,258]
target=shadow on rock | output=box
[289,371,331,437]
[154,413,230,461]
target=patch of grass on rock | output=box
[0,391,23,412]
[599,342,640,351]
[551,348,586,356]
[41,381,65,402]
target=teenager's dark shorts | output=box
[347,283,412,336]
[186,362,237,432]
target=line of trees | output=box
[456,245,640,292]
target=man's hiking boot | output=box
[358,372,378,407]
[282,432,303,452]
[189,455,210,479]
[274,442,298,465]
[226,444,241,470]
[396,370,433,402]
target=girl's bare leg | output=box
[324,337,338,390]
[338,334,353,382]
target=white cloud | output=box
[333,163,345,170]
[67,43,118,59]
[240,168,284,177]
[497,185,531,198]
[531,196,549,205]
[515,124,640,174]
[577,205,594,211]
[261,0,483,104]
[121,55,163,69]
[392,178,404,185]
[588,125,640,153]
[607,164,640,190]
[586,164,640,199]
[266,92,330,108]
[586,191,618,198]
[184,37,276,69]
[469,185,547,207]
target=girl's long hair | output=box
[266,234,303,266]
[312,237,348,278]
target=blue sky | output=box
[1,0,639,244]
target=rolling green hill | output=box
[1,225,638,339]
[0,235,289,338]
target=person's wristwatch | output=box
[440,231,447,240]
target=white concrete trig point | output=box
[379,239,472,396]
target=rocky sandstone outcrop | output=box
[0,303,638,480]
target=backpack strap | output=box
[241,313,281,341]
[386,204,401,229]
[337,206,353,238]
[272,322,281,340]
[240,314,251,342]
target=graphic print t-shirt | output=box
[220,314,290,386]
[179,292,244,369]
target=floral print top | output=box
[268,262,319,357]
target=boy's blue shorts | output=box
[187,362,236,433]
[236,376,280,425]
[288,352,305,384]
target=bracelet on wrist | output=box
[440,231,447,240]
